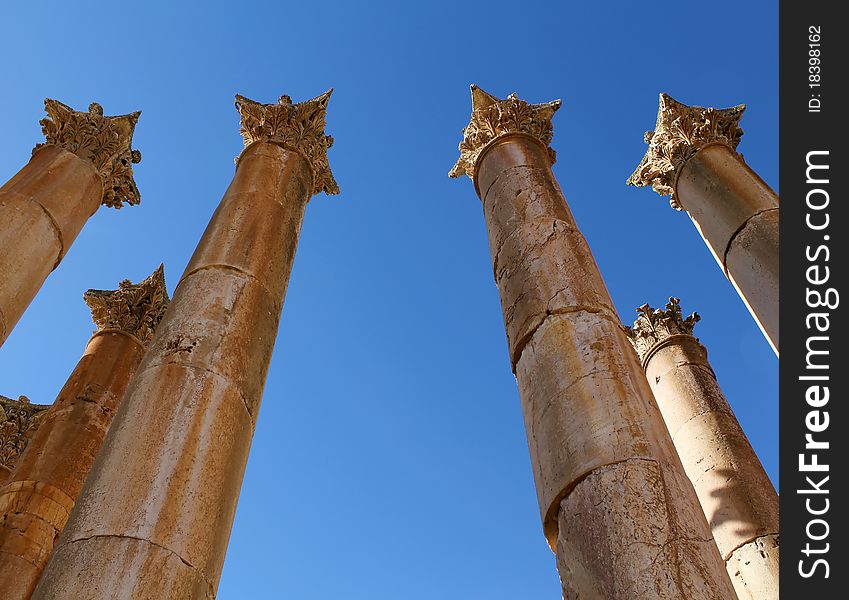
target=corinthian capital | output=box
[235,90,339,196]
[35,99,142,209]
[627,93,745,209]
[83,264,170,346]
[1,395,49,475]
[449,85,561,180]
[624,297,700,363]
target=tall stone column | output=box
[0,99,142,349]
[449,86,736,599]
[0,266,169,600]
[626,297,779,600]
[33,91,338,600]
[627,94,779,354]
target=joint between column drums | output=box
[659,360,717,385]
[720,206,779,277]
[59,532,216,594]
[178,263,282,315]
[510,304,622,372]
[21,194,66,271]
[180,262,252,282]
[0,546,41,571]
[134,359,258,428]
[725,531,780,562]
[0,482,76,519]
[542,457,661,550]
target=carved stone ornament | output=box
[235,90,339,196]
[624,297,700,363]
[83,264,170,347]
[1,395,49,475]
[627,93,745,209]
[449,85,561,180]
[34,99,143,209]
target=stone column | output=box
[627,94,779,355]
[0,266,169,600]
[625,297,779,600]
[0,100,142,349]
[33,91,338,600]
[449,86,737,599]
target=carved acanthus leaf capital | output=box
[35,99,142,209]
[627,93,745,209]
[449,85,561,180]
[624,297,700,362]
[1,395,49,474]
[83,264,170,346]
[235,90,339,196]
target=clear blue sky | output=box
[1,2,777,598]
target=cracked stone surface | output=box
[0,145,102,348]
[472,133,736,597]
[481,161,614,370]
[557,459,732,599]
[516,310,658,537]
[644,334,779,597]
[675,144,779,353]
[32,141,312,599]
[0,331,146,600]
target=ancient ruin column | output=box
[0,100,142,349]
[628,94,779,355]
[626,297,779,600]
[449,85,736,599]
[33,91,338,600]
[0,266,169,600]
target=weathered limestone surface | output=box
[628,94,779,354]
[556,459,727,600]
[627,298,779,599]
[0,100,141,349]
[0,268,168,600]
[727,534,779,600]
[32,91,336,600]
[677,146,779,351]
[451,86,736,599]
[0,396,49,484]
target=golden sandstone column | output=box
[0,100,142,348]
[450,86,736,599]
[628,94,779,354]
[0,267,169,600]
[33,91,338,600]
[626,298,779,600]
